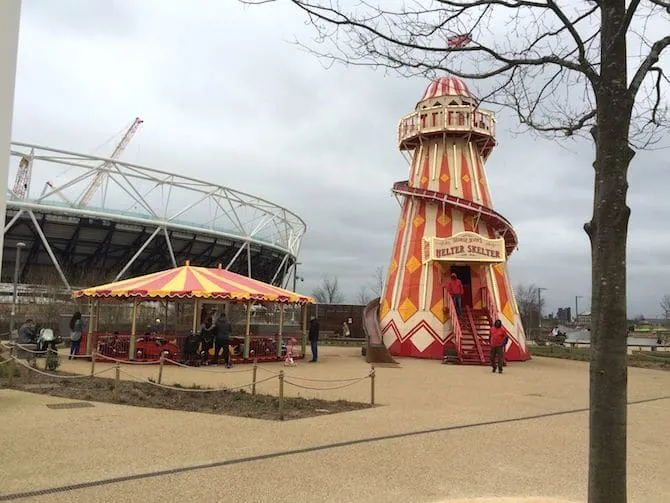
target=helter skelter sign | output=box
[422,232,506,264]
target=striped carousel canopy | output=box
[72,261,314,304]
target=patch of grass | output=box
[530,345,670,370]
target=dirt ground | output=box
[0,356,371,421]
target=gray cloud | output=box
[10,0,670,318]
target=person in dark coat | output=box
[213,312,233,368]
[308,316,320,362]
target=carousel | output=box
[72,261,314,364]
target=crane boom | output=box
[77,117,143,207]
[12,150,33,199]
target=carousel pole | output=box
[164,300,168,335]
[301,303,308,357]
[243,300,252,360]
[129,299,138,361]
[192,298,199,333]
[276,303,284,359]
[95,300,101,331]
[86,298,95,356]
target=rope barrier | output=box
[257,365,371,383]
[118,368,274,393]
[283,376,369,391]
[96,354,161,365]
[13,358,114,379]
[278,374,369,383]
[164,358,253,374]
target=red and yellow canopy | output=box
[72,263,314,304]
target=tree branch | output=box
[546,0,599,83]
[629,35,670,99]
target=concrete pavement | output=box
[1,347,668,502]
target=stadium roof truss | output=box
[4,142,307,291]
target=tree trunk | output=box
[586,2,634,501]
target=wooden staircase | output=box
[458,307,491,364]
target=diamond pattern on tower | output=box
[411,329,434,353]
[389,259,398,274]
[421,176,428,184]
[430,298,447,323]
[413,215,425,228]
[503,302,514,324]
[462,174,471,183]
[379,298,391,320]
[440,173,449,183]
[437,214,451,226]
[406,256,421,274]
[398,298,418,322]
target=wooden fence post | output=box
[370,365,375,406]
[8,358,15,386]
[252,358,258,395]
[113,363,120,401]
[278,370,285,421]
[158,353,165,384]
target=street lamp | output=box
[292,261,303,292]
[575,295,583,323]
[537,287,547,329]
[9,241,26,338]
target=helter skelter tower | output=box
[378,77,530,364]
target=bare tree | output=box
[355,284,372,305]
[514,283,546,331]
[312,275,345,304]
[370,266,385,298]
[246,1,670,500]
[660,295,670,320]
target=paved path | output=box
[1,347,668,502]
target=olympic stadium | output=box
[2,141,306,293]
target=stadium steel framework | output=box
[3,142,306,291]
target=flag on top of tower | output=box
[447,33,473,48]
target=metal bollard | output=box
[158,353,165,384]
[113,363,120,401]
[370,365,376,406]
[278,370,285,421]
[252,359,258,395]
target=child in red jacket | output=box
[489,319,506,374]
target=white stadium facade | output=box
[3,142,306,292]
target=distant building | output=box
[576,311,591,325]
[556,307,572,323]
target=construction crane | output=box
[12,149,34,199]
[39,117,143,206]
[77,117,143,207]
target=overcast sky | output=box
[10,0,670,317]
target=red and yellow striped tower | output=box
[379,77,530,363]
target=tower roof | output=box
[420,77,472,101]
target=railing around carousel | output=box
[90,332,305,364]
[443,288,463,362]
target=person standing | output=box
[308,316,320,362]
[213,312,232,368]
[446,273,465,317]
[489,319,506,374]
[69,311,84,360]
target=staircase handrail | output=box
[444,288,463,362]
[482,287,497,330]
[465,306,485,362]
[483,286,513,347]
